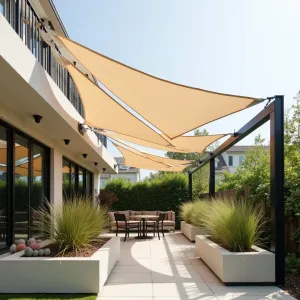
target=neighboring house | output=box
[101,157,140,187]
[0,0,116,250]
[215,145,269,182]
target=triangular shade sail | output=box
[66,64,170,146]
[56,35,261,139]
[98,130,225,153]
[115,144,192,172]
[0,145,28,165]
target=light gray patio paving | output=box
[98,232,294,300]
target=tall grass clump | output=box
[190,200,211,227]
[202,197,264,252]
[180,202,194,224]
[33,196,109,253]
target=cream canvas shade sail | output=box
[56,35,261,139]
[98,130,225,153]
[115,143,192,172]
[66,64,170,146]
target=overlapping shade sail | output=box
[56,35,261,139]
[97,130,226,153]
[66,64,170,146]
[114,143,193,172]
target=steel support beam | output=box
[209,158,215,197]
[270,96,285,287]
[188,172,193,201]
[190,102,274,174]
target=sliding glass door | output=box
[0,120,50,250]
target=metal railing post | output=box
[188,172,193,201]
[209,158,215,198]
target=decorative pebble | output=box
[27,238,36,246]
[32,250,39,257]
[44,248,51,256]
[29,243,41,251]
[16,243,26,252]
[38,249,44,256]
[16,239,26,245]
[9,244,16,254]
[24,247,33,257]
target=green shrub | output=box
[105,174,189,229]
[202,198,263,252]
[190,200,211,227]
[286,253,300,274]
[33,196,108,253]
[180,202,194,223]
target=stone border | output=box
[0,237,120,293]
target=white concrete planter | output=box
[181,221,207,242]
[0,237,120,293]
[195,235,275,284]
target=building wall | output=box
[0,13,116,211]
[222,151,245,174]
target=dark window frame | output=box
[62,157,93,201]
[228,155,233,166]
[0,119,50,249]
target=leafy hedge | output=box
[104,173,189,229]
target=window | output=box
[62,158,93,201]
[0,120,50,248]
[239,155,244,164]
[228,156,233,166]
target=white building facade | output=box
[100,157,140,187]
[0,0,116,250]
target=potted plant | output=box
[180,200,209,242]
[196,198,275,284]
[0,196,120,293]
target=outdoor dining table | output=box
[129,214,159,239]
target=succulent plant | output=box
[29,243,41,251]
[44,248,51,256]
[9,244,16,254]
[16,243,26,252]
[16,239,26,245]
[27,238,36,246]
[38,249,44,256]
[32,250,39,257]
[24,247,33,257]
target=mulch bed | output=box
[285,273,300,299]
[44,237,111,258]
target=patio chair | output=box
[145,212,166,240]
[114,213,141,242]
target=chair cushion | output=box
[162,220,175,225]
[130,211,143,220]
[142,211,158,216]
[108,212,115,221]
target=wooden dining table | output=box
[129,214,158,239]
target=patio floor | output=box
[99,232,294,300]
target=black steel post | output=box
[270,95,285,287]
[209,158,215,198]
[188,172,193,201]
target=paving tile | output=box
[116,257,151,267]
[100,283,153,297]
[98,298,153,300]
[113,265,151,273]
[193,264,222,283]
[107,272,152,283]
[152,282,214,298]
[154,297,217,300]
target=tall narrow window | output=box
[0,125,7,249]
[14,134,29,241]
[239,155,244,164]
[62,159,71,199]
[228,155,233,166]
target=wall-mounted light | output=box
[78,123,87,136]
[64,139,70,145]
[82,153,88,158]
[94,162,98,166]
[33,115,43,123]
[73,61,76,66]
[114,164,118,170]
[85,74,89,77]
[102,168,106,173]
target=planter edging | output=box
[180,221,207,242]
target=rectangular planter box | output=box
[196,235,275,284]
[0,236,120,293]
[181,221,207,242]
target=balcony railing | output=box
[0,0,84,117]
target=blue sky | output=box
[55,0,300,179]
